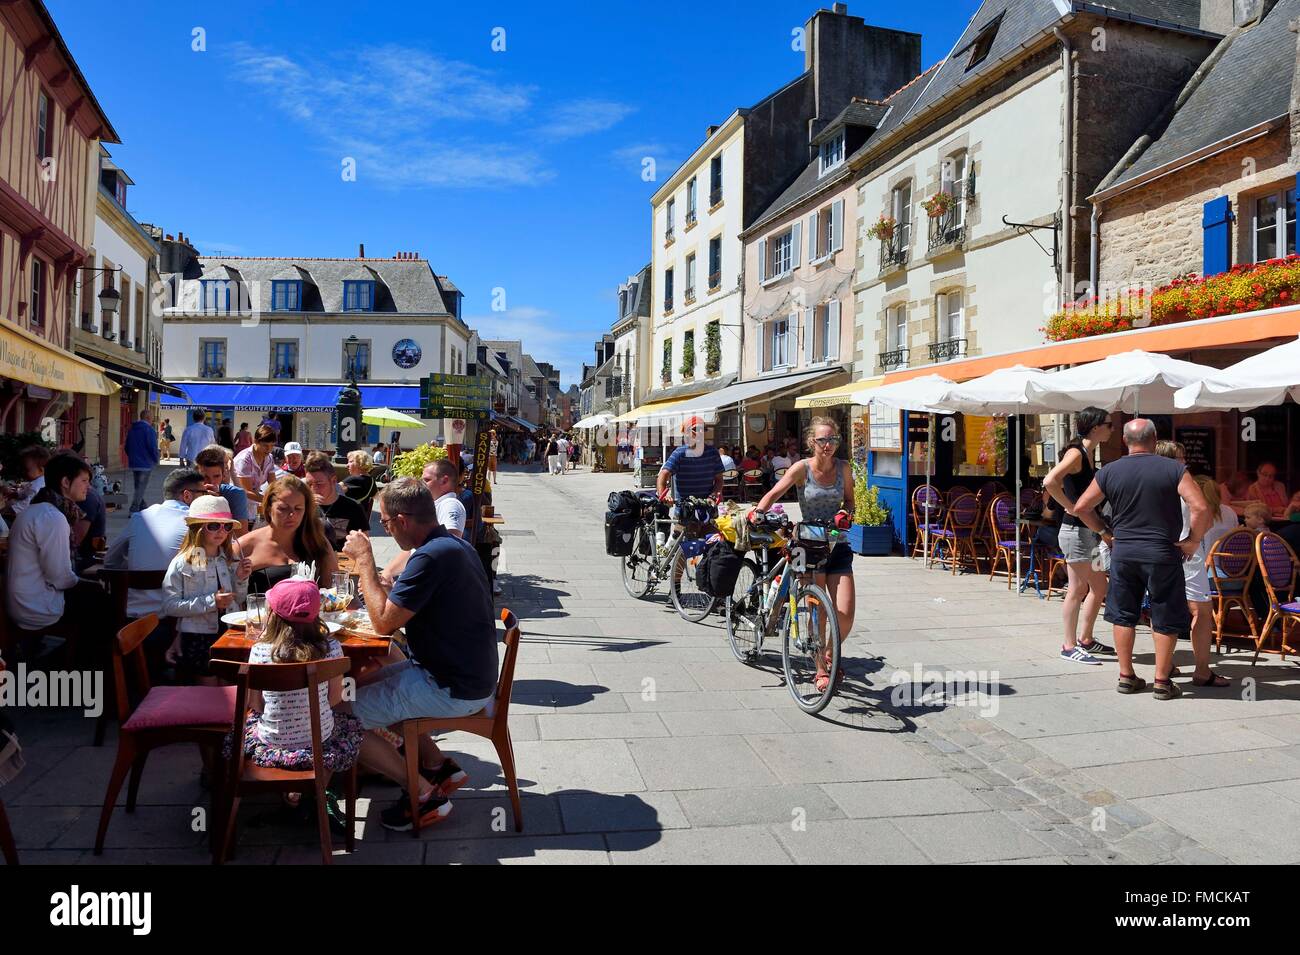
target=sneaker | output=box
[1078,637,1114,654]
[1061,645,1101,665]
[422,758,469,797]
[380,791,452,831]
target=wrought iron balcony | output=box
[201,364,226,379]
[927,196,967,253]
[684,288,696,305]
[929,338,967,362]
[685,210,697,228]
[708,270,721,291]
[879,348,909,371]
[665,227,674,244]
[272,365,297,380]
[879,230,909,273]
[709,187,722,207]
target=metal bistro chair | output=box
[911,485,945,563]
[946,485,973,505]
[741,469,765,503]
[720,468,740,502]
[95,614,235,855]
[399,609,524,836]
[988,494,1030,590]
[936,493,982,575]
[1251,532,1300,665]
[1207,529,1259,653]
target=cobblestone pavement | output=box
[7,464,1300,863]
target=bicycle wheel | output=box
[669,546,718,622]
[781,582,841,714]
[621,524,655,599]
[725,558,764,663]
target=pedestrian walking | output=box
[124,409,161,512]
[1072,419,1211,701]
[178,410,215,467]
[160,419,175,460]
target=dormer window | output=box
[271,280,302,311]
[819,132,844,176]
[201,279,233,313]
[343,280,375,311]
[965,14,1002,71]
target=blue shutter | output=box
[1202,196,1231,277]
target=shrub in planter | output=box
[390,442,448,478]
[847,466,893,555]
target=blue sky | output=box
[50,0,979,386]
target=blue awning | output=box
[161,383,423,412]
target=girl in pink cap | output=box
[231,578,362,796]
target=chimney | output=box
[359,242,365,258]
[804,5,920,135]
[705,124,720,138]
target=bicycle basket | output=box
[791,523,833,568]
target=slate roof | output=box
[615,263,652,328]
[182,256,454,315]
[811,101,889,146]
[1100,0,1297,194]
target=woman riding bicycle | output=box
[751,416,854,690]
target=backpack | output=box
[697,540,745,599]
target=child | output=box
[162,496,250,684]
[1243,502,1272,534]
[233,578,361,787]
[1285,490,1300,522]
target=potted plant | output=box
[921,191,954,219]
[866,214,897,242]
[846,464,893,555]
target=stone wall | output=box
[1098,126,1295,290]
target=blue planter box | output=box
[847,523,894,556]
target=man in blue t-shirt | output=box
[656,416,724,506]
[1073,418,1210,701]
[343,477,498,831]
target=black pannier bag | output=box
[608,490,640,514]
[605,510,639,556]
[698,540,745,598]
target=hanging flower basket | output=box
[866,215,897,242]
[922,191,955,219]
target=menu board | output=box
[1175,426,1215,477]
[868,405,904,453]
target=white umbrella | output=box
[1022,349,1220,414]
[1173,336,1300,410]
[850,373,957,412]
[573,412,615,429]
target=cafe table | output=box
[211,626,392,663]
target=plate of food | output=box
[319,588,354,614]
[222,610,342,634]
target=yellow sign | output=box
[0,321,118,396]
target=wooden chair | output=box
[212,655,357,865]
[1044,550,1068,600]
[910,485,945,563]
[97,569,168,747]
[720,469,740,502]
[740,469,764,502]
[1251,532,1300,665]
[94,614,235,855]
[0,796,15,865]
[398,608,523,836]
[1206,529,1259,653]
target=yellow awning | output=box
[0,321,118,396]
[614,393,707,423]
[795,376,882,409]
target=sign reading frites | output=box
[421,373,491,420]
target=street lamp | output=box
[335,335,363,464]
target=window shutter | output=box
[757,319,766,372]
[1202,196,1232,277]
[831,199,844,253]
[827,299,840,361]
[758,237,767,280]
[803,308,814,364]
[791,222,802,269]
[936,293,947,340]
[808,211,819,260]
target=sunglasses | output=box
[813,436,842,447]
[204,522,231,532]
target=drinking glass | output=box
[331,571,354,607]
[246,593,267,638]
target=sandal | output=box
[1116,673,1147,694]
[1191,672,1231,688]
[1153,679,1183,701]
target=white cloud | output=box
[535,99,636,140]
[226,44,631,189]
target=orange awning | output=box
[885,306,1300,384]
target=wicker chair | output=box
[1206,529,1259,653]
[910,485,945,563]
[1251,532,1300,665]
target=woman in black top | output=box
[1044,407,1115,665]
[342,450,379,517]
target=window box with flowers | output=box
[1044,255,1300,342]
[866,215,897,242]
